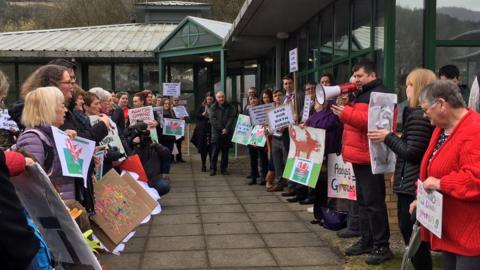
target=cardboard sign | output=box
[11,164,101,269]
[128,106,159,143]
[172,105,189,119]
[89,116,126,155]
[283,125,326,188]
[232,114,252,145]
[417,182,443,238]
[162,82,181,97]
[327,153,357,200]
[289,48,298,72]
[51,126,95,184]
[249,103,275,125]
[267,104,294,130]
[163,118,185,137]
[368,92,397,174]
[301,95,313,123]
[248,125,267,147]
[91,169,157,246]
[0,109,19,131]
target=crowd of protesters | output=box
[1,57,480,270]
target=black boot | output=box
[248,178,257,185]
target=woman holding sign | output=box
[412,80,480,269]
[368,68,436,270]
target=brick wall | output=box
[384,173,399,231]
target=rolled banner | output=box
[316,83,358,104]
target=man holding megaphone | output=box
[331,59,394,265]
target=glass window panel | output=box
[18,64,42,88]
[395,0,424,100]
[143,64,159,94]
[334,0,349,58]
[352,0,372,51]
[88,65,112,90]
[170,64,193,91]
[320,6,334,64]
[436,1,480,40]
[308,16,319,71]
[333,62,351,84]
[298,27,308,71]
[0,64,16,103]
[374,0,384,80]
[436,47,478,102]
[115,64,139,93]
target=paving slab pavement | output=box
[99,156,345,269]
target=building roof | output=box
[188,16,231,39]
[0,23,177,58]
[135,1,209,6]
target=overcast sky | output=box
[397,0,480,12]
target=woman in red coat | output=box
[415,80,480,269]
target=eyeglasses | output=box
[60,81,75,85]
[422,100,439,114]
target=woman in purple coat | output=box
[305,99,342,224]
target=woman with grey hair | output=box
[89,87,112,114]
[412,80,480,270]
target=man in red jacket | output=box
[332,60,393,265]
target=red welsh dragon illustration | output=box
[66,138,83,162]
[290,128,319,159]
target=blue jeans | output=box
[149,177,171,196]
[160,154,171,174]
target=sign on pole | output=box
[162,83,181,97]
[249,102,274,125]
[417,182,443,238]
[231,114,252,145]
[267,104,294,130]
[289,48,298,73]
[301,95,313,123]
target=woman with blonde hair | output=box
[368,68,436,269]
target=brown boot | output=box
[265,170,275,190]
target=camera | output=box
[105,145,126,163]
[126,121,151,145]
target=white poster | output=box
[327,153,357,200]
[162,83,181,97]
[368,92,397,174]
[172,105,189,119]
[231,114,252,146]
[129,106,159,143]
[289,48,298,73]
[51,126,95,185]
[417,182,443,238]
[163,118,185,137]
[267,104,294,130]
[301,95,313,123]
[249,102,275,125]
[0,109,19,131]
[89,116,126,155]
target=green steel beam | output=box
[383,0,396,90]
[158,57,164,96]
[436,40,480,47]
[424,0,437,70]
[157,45,223,58]
[220,48,226,92]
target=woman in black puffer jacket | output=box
[368,68,436,270]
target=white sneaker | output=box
[307,206,313,213]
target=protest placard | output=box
[248,125,267,147]
[267,104,294,130]
[163,118,185,137]
[153,107,164,128]
[93,150,104,180]
[51,126,95,184]
[249,102,274,125]
[119,154,149,182]
[289,48,298,73]
[301,95,313,123]
[162,82,181,96]
[91,169,156,247]
[129,106,159,143]
[283,125,325,188]
[89,116,126,155]
[172,105,189,119]
[0,109,19,131]
[417,181,443,238]
[232,114,252,145]
[327,153,356,200]
[368,92,397,174]
[12,164,101,269]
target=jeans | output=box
[161,142,174,174]
[346,199,360,232]
[443,252,480,270]
[149,177,171,196]
[352,164,390,247]
[210,142,229,172]
[397,193,432,270]
[271,137,288,185]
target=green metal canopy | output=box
[155,16,232,92]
